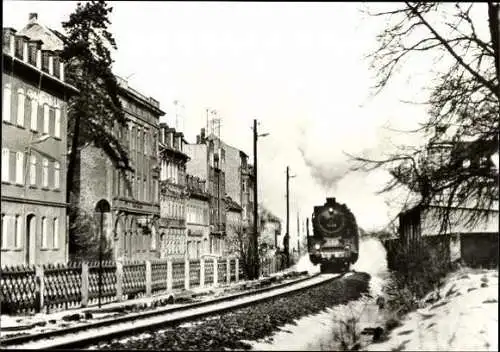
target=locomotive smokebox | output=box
[326,197,336,205]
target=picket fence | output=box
[0,255,285,315]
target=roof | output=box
[18,15,64,51]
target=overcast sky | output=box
[4,1,437,246]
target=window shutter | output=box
[3,84,12,122]
[54,108,61,138]
[15,151,24,184]
[2,148,10,182]
[30,155,37,185]
[1,214,6,249]
[42,158,49,187]
[17,88,25,127]
[53,161,60,189]
[41,217,48,248]
[43,104,49,134]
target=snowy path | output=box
[365,268,498,351]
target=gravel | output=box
[86,272,370,351]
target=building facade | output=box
[1,20,78,265]
[73,75,163,262]
[258,205,282,250]
[158,123,189,260]
[185,128,227,257]
[225,196,243,257]
[241,154,254,230]
[185,174,210,259]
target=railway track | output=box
[1,272,346,350]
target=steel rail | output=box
[2,272,345,350]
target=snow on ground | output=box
[250,237,389,351]
[365,268,499,352]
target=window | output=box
[53,161,60,189]
[42,51,50,72]
[43,104,49,134]
[30,97,38,131]
[129,124,133,150]
[42,158,49,187]
[137,130,142,153]
[1,214,7,249]
[131,176,135,198]
[154,180,158,202]
[15,215,22,249]
[3,83,12,122]
[49,107,55,136]
[16,88,25,127]
[15,151,24,184]
[25,95,32,128]
[53,218,59,248]
[15,37,23,59]
[41,217,48,249]
[151,227,156,250]
[53,57,60,79]
[28,43,37,66]
[30,155,36,185]
[2,148,10,182]
[131,127,136,150]
[54,108,61,138]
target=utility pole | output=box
[306,217,310,250]
[253,119,259,280]
[285,166,295,267]
[297,212,300,258]
[252,119,269,279]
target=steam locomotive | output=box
[308,197,359,273]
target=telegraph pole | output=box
[285,166,295,267]
[253,119,259,279]
[252,119,269,279]
[306,217,310,250]
[297,212,300,258]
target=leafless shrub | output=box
[384,239,451,316]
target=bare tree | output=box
[226,223,253,278]
[350,2,499,233]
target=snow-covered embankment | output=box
[250,236,389,350]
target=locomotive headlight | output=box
[344,244,351,250]
[328,207,334,214]
[314,243,321,250]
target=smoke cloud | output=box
[298,145,348,193]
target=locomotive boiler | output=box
[308,197,359,273]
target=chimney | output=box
[29,13,38,23]
[326,197,336,205]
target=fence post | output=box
[116,261,123,302]
[235,258,239,282]
[81,262,89,307]
[213,257,218,287]
[146,260,152,297]
[167,258,173,292]
[184,258,190,290]
[226,257,231,285]
[200,257,205,289]
[35,265,45,313]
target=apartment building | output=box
[1,18,78,265]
